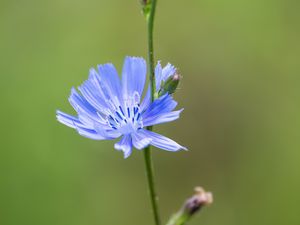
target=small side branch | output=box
[166,187,213,225]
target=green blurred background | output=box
[1,0,299,224]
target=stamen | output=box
[104,92,143,134]
[136,113,141,121]
[109,122,115,127]
[116,111,123,120]
[119,106,125,116]
[114,118,120,124]
[133,91,140,104]
[127,107,130,117]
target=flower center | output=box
[106,92,143,134]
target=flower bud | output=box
[158,73,181,97]
[166,187,213,225]
[183,187,213,215]
[140,0,151,5]
[140,0,152,17]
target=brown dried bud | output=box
[183,187,213,215]
[140,0,151,6]
[166,187,213,225]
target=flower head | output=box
[56,57,186,158]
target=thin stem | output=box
[143,146,160,225]
[143,0,161,225]
[147,0,157,102]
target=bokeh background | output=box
[1,0,299,225]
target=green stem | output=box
[143,0,161,225]
[143,146,160,225]
[147,0,157,102]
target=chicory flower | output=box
[57,57,186,158]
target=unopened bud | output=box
[140,0,152,17]
[183,187,213,215]
[158,73,181,97]
[140,0,151,5]
[166,187,213,225]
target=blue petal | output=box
[122,57,147,98]
[68,87,99,122]
[97,63,122,103]
[74,108,120,139]
[80,68,122,111]
[140,85,151,112]
[56,110,87,129]
[131,131,152,150]
[93,122,121,139]
[75,126,108,140]
[57,110,118,140]
[56,110,107,140]
[162,63,176,81]
[89,68,111,100]
[142,94,177,119]
[155,62,176,91]
[143,109,184,126]
[139,129,187,152]
[78,72,109,112]
[114,135,133,158]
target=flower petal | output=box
[78,74,109,113]
[56,110,86,129]
[57,110,118,140]
[143,109,184,126]
[131,131,152,150]
[75,126,107,140]
[142,94,177,119]
[122,57,147,98]
[155,62,176,91]
[68,87,99,121]
[97,63,122,103]
[139,129,187,151]
[93,122,121,139]
[162,63,176,81]
[140,85,151,112]
[114,135,133,158]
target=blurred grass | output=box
[0,0,299,225]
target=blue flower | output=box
[56,57,187,158]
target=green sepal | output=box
[158,73,180,97]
